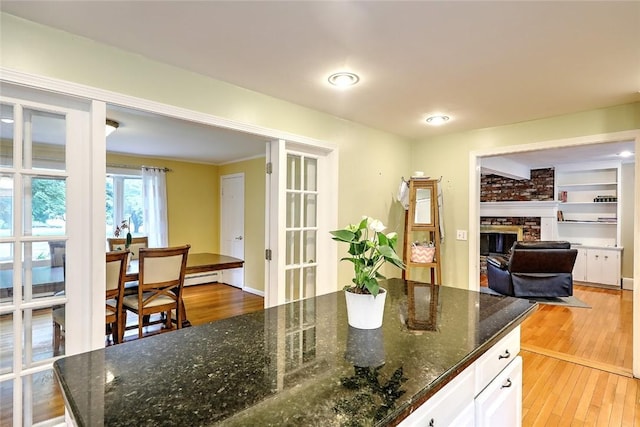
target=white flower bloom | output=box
[386,232,397,239]
[367,218,386,233]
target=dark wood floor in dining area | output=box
[4,280,638,426]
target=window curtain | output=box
[141,167,168,247]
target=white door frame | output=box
[220,173,245,288]
[468,129,640,378]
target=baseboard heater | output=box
[184,271,219,287]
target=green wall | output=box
[2,13,637,290]
[1,13,412,289]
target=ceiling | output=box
[2,1,639,165]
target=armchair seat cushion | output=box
[511,273,573,297]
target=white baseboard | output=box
[243,286,265,297]
[184,271,219,286]
[622,277,634,290]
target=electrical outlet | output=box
[456,230,467,241]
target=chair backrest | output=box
[138,245,190,296]
[106,250,129,294]
[106,250,129,321]
[108,236,148,260]
[508,241,577,274]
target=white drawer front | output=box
[399,364,475,427]
[475,327,520,396]
[475,356,523,427]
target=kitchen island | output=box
[54,278,536,426]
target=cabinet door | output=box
[585,249,604,285]
[572,248,587,282]
[599,249,620,286]
[586,249,620,286]
[475,356,522,427]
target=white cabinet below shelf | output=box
[572,246,621,287]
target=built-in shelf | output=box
[556,181,617,188]
[558,221,617,225]
[558,202,616,206]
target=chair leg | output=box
[138,313,144,339]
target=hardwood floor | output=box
[3,281,637,426]
[520,283,639,426]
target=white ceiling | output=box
[2,1,639,165]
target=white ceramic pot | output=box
[344,287,387,329]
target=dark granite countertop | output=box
[54,279,536,427]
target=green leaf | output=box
[364,277,380,297]
[330,229,356,242]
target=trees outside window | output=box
[106,174,143,237]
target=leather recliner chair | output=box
[486,241,578,297]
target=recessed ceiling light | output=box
[425,115,450,126]
[1,118,14,124]
[618,150,634,158]
[328,72,360,88]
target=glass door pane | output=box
[284,153,318,303]
[0,98,70,427]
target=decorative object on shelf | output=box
[410,241,435,263]
[330,216,405,329]
[114,218,133,264]
[558,190,568,202]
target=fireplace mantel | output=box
[480,201,557,218]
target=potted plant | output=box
[330,216,405,329]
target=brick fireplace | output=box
[479,168,553,274]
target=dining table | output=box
[123,252,244,328]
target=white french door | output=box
[265,140,338,308]
[0,85,98,426]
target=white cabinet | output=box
[399,364,475,426]
[572,246,621,286]
[572,247,587,282]
[475,356,523,427]
[585,248,621,286]
[399,328,522,427]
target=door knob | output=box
[235,236,243,240]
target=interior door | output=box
[265,139,338,307]
[0,85,97,426]
[220,174,245,288]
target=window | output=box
[106,173,144,238]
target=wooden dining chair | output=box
[122,245,190,339]
[105,250,129,344]
[107,236,149,260]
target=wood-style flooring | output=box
[520,283,638,426]
[2,281,637,426]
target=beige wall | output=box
[412,103,640,288]
[622,162,636,279]
[106,153,220,253]
[2,14,411,289]
[219,157,266,292]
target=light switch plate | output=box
[456,230,468,241]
